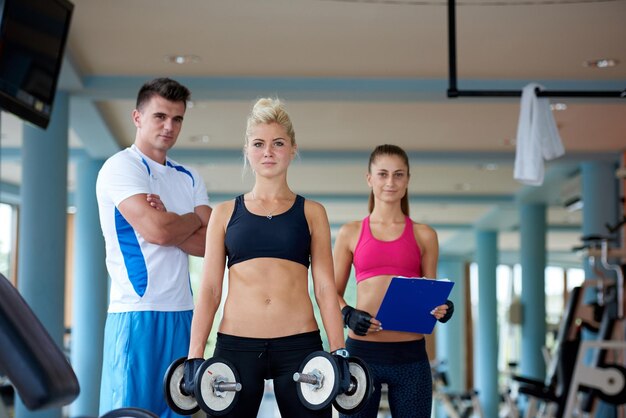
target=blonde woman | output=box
[187,98,349,417]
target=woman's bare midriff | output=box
[352,274,425,343]
[219,258,319,338]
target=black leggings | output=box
[212,331,331,418]
[342,337,432,418]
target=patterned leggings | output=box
[341,338,432,418]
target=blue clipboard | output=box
[375,277,454,334]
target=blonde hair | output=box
[368,144,411,216]
[245,98,295,145]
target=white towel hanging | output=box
[514,83,565,186]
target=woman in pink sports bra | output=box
[334,144,454,418]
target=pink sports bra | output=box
[353,216,422,283]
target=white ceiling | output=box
[1,0,625,265]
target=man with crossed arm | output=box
[96,78,211,417]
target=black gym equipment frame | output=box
[446,0,626,99]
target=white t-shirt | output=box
[96,145,210,313]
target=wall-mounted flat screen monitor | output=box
[0,0,74,129]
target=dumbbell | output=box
[293,351,373,414]
[163,357,242,416]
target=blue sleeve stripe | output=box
[140,157,151,176]
[114,208,148,297]
[166,161,194,186]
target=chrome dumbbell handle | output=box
[346,380,357,394]
[213,377,242,396]
[293,370,323,390]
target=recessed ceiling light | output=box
[455,182,472,191]
[163,54,201,64]
[189,135,211,144]
[550,103,567,111]
[583,58,619,69]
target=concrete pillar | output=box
[519,203,547,380]
[580,161,619,418]
[474,230,499,418]
[436,256,467,418]
[436,256,467,390]
[69,157,107,417]
[581,161,619,278]
[15,93,69,418]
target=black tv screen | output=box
[0,0,74,129]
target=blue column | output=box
[436,256,467,418]
[474,230,499,418]
[69,157,107,417]
[580,161,618,418]
[581,161,619,278]
[519,203,547,380]
[15,93,69,418]
[436,256,467,390]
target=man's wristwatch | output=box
[331,348,350,358]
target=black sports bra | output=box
[224,194,311,268]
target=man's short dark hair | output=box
[136,78,191,111]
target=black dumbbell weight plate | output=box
[162,357,200,415]
[333,356,373,414]
[100,407,159,418]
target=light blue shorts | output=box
[99,310,193,418]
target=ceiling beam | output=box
[58,54,83,91]
[1,146,619,166]
[0,182,20,205]
[205,192,514,205]
[72,76,626,103]
[1,148,88,161]
[69,98,120,158]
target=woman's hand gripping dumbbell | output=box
[163,356,242,416]
[293,349,374,414]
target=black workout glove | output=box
[438,300,454,323]
[341,305,373,336]
[182,358,204,396]
[331,349,352,394]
